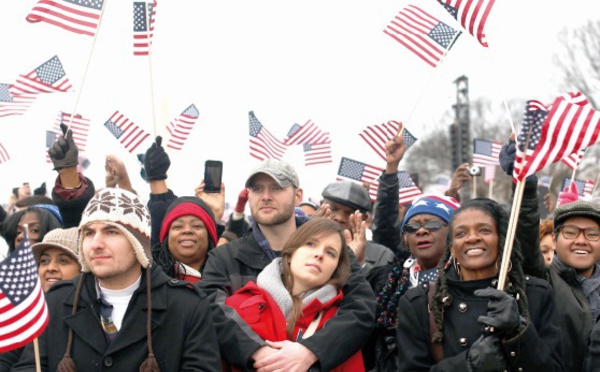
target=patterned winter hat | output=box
[78,189,152,272]
[402,193,460,229]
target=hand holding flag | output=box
[0,227,49,353]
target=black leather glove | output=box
[498,140,516,176]
[48,123,79,170]
[475,287,521,336]
[143,136,170,181]
[467,335,507,372]
[499,139,537,183]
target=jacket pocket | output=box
[238,296,266,324]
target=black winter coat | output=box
[198,225,377,371]
[13,266,221,371]
[396,271,564,372]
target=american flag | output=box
[561,149,585,170]
[484,164,496,184]
[359,120,417,162]
[0,230,49,353]
[561,178,594,197]
[103,110,151,153]
[165,104,199,150]
[436,0,496,47]
[248,111,286,161]
[336,157,421,203]
[9,56,73,95]
[397,171,423,205]
[514,92,600,182]
[0,83,36,118]
[384,5,461,68]
[513,100,549,182]
[55,112,90,152]
[0,142,10,164]
[26,0,104,37]
[472,138,501,166]
[285,120,330,146]
[303,142,332,166]
[133,1,157,56]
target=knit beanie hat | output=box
[32,204,63,226]
[402,193,460,228]
[159,196,218,245]
[554,199,600,229]
[78,189,152,272]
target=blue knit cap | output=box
[402,194,460,229]
[32,204,63,226]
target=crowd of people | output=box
[1,123,600,371]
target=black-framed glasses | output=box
[558,225,600,241]
[403,220,447,234]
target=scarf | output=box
[257,258,338,317]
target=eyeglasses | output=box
[403,220,447,234]
[559,225,600,241]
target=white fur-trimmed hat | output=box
[78,188,152,272]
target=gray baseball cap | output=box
[245,159,300,188]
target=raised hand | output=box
[143,136,170,181]
[48,123,79,171]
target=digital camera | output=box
[469,165,482,176]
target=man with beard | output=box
[199,159,376,372]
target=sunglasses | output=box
[403,220,447,234]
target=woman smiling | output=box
[396,198,564,371]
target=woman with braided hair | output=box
[396,198,564,371]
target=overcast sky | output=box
[0,0,596,209]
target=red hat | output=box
[159,197,218,245]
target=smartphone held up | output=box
[204,160,223,193]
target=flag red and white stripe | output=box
[0,143,10,164]
[303,142,332,166]
[384,5,460,67]
[166,104,199,150]
[0,83,36,118]
[336,157,421,204]
[515,92,600,181]
[561,149,585,170]
[133,1,157,56]
[472,138,501,166]
[26,0,104,37]
[0,233,49,353]
[436,0,496,47]
[285,120,330,146]
[248,111,286,161]
[359,120,417,161]
[9,56,73,95]
[484,164,496,183]
[103,111,151,153]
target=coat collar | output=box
[62,267,169,355]
[234,230,273,270]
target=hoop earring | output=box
[495,259,512,272]
[452,257,461,277]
